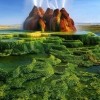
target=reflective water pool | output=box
[0,30,99,35]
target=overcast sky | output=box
[0,0,100,25]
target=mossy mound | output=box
[0,32,100,99]
[62,40,83,48]
[52,32,100,45]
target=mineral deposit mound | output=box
[23,6,76,32]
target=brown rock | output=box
[67,17,76,31]
[29,6,40,17]
[50,9,61,31]
[23,6,76,32]
[38,17,46,32]
[43,8,53,31]
[60,8,76,32]
[60,8,69,19]
[23,6,46,32]
[60,18,69,32]
[39,7,45,17]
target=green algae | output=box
[0,32,100,99]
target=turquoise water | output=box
[0,30,30,34]
[0,30,100,35]
[95,32,100,36]
[86,66,100,74]
[0,30,100,36]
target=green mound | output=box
[0,32,100,100]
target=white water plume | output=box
[49,3,56,9]
[62,0,66,8]
[39,0,44,7]
[32,0,37,6]
[31,0,68,8]
[46,0,50,8]
[55,0,58,8]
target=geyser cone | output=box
[50,9,61,32]
[29,6,38,17]
[60,8,69,18]
[23,6,46,32]
[43,8,54,31]
[53,9,60,17]
[23,6,76,32]
[60,8,76,32]
[39,7,45,17]
[44,8,53,16]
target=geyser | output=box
[23,5,76,32]
[62,0,66,8]
[46,0,50,8]
[39,0,44,7]
[32,0,37,6]
[23,0,76,32]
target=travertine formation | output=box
[23,6,76,32]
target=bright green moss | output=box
[0,32,100,99]
[47,55,61,65]
[22,59,36,74]
[62,40,83,48]
[0,34,14,39]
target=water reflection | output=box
[0,30,100,36]
[86,66,100,74]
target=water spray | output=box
[49,3,56,9]
[39,0,43,7]
[62,0,66,8]
[55,0,58,8]
[32,0,37,6]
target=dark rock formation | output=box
[23,6,76,32]
[49,8,76,32]
[43,8,53,31]
[60,8,76,32]
[23,6,46,32]
[50,9,61,31]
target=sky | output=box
[0,0,100,25]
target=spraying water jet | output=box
[46,0,50,8]
[55,0,58,8]
[32,0,37,6]
[62,0,66,8]
[39,0,43,7]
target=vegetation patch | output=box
[0,32,100,99]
